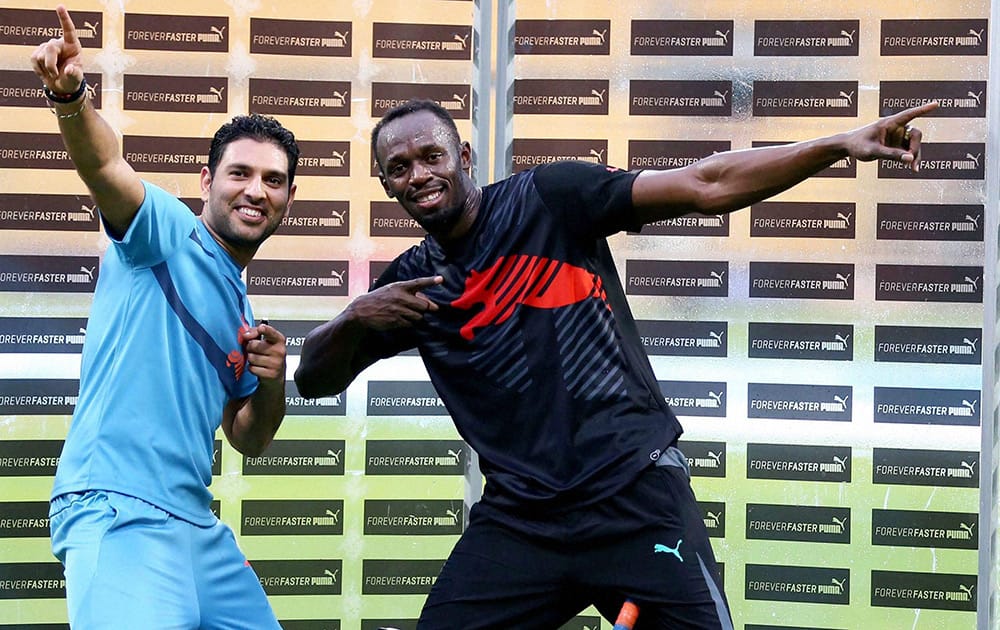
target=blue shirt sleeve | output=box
[108,181,198,269]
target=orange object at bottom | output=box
[613,600,640,629]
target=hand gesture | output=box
[30,5,84,96]
[348,276,443,331]
[843,101,938,172]
[241,322,287,383]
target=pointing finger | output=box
[893,101,938,126]
[399,275,444,292]
[56,5,79,47]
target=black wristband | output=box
[44,78,87,104]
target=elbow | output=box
[294,354,355,400]
[294,371,350,401]
[234,436,272,458]
[689,161,740,214]
[689,171,724,213]
[293,361,327,400]
[226,426,274,458]
[294,335,327,399]
[295,378,320,399]
[692,182,747,216]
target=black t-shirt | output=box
[371,161,684,516]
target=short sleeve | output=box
[109,181,198,269]
[531,161,642,238]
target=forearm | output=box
[632,102,932,224]
[632,133,850,222]
[228,379,286,457]
[54,95,123,181]
[294,310,371,399]
[32,7,143,234]
[295,276,438,397]
[692,133,849,213]
[53,97,141,230]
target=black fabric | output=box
[417,464,731,629]
[371,161,685,526]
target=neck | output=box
[200,216,254,269]
[435,184,483,244]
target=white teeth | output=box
[240,207,263,218]
[416,190,442,203]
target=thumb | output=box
[64,62,84,87]
[888,149,915,164]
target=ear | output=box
[378,172,394,198]
[460,141,472,170]
[199,165,212,203]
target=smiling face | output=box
[376,110,476,239]
[199,137,296,267]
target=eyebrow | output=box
[226,162,287,178]
[385,140,444,164]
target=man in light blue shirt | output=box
[32,6,295,628]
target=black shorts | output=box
[417,449,733,629]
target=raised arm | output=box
[631,101,939,224]
[223,323,288,457]
[294,276,442,399]
[30,5,144,238]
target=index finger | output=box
[254,323,285,344]
[398,275,444,292]
[56,5,78,46]
[891,101,939,125]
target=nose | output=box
[244,175,265,200]
[409,160,431,185]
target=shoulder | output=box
[533,160,630,181]
[140,181,193,214]
[528,162,642,237]
[109,181,197,264]
[527,162,637,209]
[130,181,198,233]
[531,161,637,196]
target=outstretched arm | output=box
[223,323,287,457]
[631,102,938,223]
[295,276,442,399]
[30,5,144,238]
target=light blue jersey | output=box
[51,182,258,525]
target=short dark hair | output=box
[370,99,461,172]
[208,113,300,187]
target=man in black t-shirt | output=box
[296,99,935,629]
